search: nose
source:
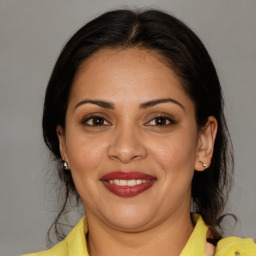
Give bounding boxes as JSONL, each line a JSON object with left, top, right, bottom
{"left": 107, "top": 126, "right": 147, "bottom": 164}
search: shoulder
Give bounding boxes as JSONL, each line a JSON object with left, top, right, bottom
{"left": 215, "top": 236, "right": 256, "bottom": 256}
{"left": 21, "top": 217, "right": 88, "bottom": 256}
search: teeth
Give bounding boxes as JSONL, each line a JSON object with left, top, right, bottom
{"left": 119, "top": 180, "right": 127, "bottom": 186}
{"left": 136, "top": 179, "right": 142, "bottom": 185}
{"left": 113, "top": 179, "right": 120, "bottom": 185}
{"left": 127, "top": 179, "right": 136, "bottom": 186}
{"left": 108, "top": 179, "right": 150, "bottom": 186}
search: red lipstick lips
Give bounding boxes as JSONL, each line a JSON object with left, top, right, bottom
{"left": 100, "top": 171, "right": 156, "bottom": 197}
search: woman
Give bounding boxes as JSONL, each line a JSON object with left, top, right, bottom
{"left": 23, "top": 9, "right": 256, "bottom": 256}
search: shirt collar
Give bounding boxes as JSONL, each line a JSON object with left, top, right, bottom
{"left": 180, "top": 214, "right": 208, "bottom": 255}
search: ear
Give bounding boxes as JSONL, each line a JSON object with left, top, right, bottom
{"left": 56, "top": 125, "right": 69, "bottom": 164}
{"left": 194, "top": 116, "right": 218, "bottom": 171}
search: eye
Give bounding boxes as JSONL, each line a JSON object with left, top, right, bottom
{"left": 81, "top": 115, "right": 111, "bottom": 127}
{"left": 145, "top": 116, "right": 175, "bottom": 127}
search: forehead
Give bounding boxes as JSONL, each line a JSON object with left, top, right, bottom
{"left": 70, "top": 48, "right": 193, "bottom": 110}
{"left": 75, "top": 48, "right": 177, "bottom": 83}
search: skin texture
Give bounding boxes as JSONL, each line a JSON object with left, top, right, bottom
{"left": 57, "top": 48, "right": 217, "bottom": 256}
{"left": 205, "top": 242, "right": 215, "bottom": 256}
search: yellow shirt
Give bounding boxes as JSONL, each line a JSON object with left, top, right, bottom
{"left": 23, "top": 214, "right": 256, "bottom": 256}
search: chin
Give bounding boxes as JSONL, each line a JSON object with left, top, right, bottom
{"left": 102, "top": 206, "right": 154, "bottom": 231}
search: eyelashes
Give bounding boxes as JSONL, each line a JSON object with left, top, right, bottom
{"left": 80, "top": 113, "right": 176, "bottom": 128}
{"left": 80, "top": 114, "right": 111, "bottom": 127}
{"left": 144, "top": 116, "right": 175, "bottom": 126}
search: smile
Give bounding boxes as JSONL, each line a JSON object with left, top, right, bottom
{"left": 100, "top": 171, "right": 156, "bottom": 197}
{"left": 107, "top": 179, "right": 150, "bottom": 186}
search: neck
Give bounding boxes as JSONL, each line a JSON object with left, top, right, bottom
{"left": 86, "top": 210, "right": 194, "bottom": 256}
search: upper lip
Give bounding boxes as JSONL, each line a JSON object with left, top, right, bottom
{"left": 100, "top": 171, "right": 155, "bottom": 181}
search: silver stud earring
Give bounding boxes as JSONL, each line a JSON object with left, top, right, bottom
{"left": 200, "top": 161, "right": 207, "bottom": 168}
{"left": 63, "top": 161, "right": 69, "bottom": 170}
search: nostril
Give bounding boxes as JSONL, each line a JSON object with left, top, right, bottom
{"left": 107, "top": 137, "right": 147, "bottom": 163}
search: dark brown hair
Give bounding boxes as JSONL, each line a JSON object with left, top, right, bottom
{"left": 42, "top": 9, "right": 234, "bottom": 245}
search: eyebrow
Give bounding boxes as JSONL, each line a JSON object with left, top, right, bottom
{"left": 139, "top": 98, "right": 184, "bottom": 110}
{"left": 73, "top": 98, "right": 184, "bottom": 111}
{"left": 74, "top": 100, "right": 114, "bottom": 110}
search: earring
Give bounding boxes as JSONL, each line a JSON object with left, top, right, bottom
{"left": 200, "top": 161, "right": 207, "bottom": 168}
{"left": 63, "top": 161, "right": 69, "bottom": 170}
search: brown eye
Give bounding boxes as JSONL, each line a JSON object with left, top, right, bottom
{"left": 82, "top": 116, "right": 111, "bottom": 126}
{"left": 154, "top": 117, "right": 168, "bottom": 126}
{"left": 145, "top": 116, "right": 175, "bottom": 126}
{"left": 91, "top": 117, "right": 104, "bottom": 126}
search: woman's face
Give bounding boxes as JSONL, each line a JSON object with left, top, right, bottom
{"left": 58, "top": 48, "right": 214, "bottom": 231}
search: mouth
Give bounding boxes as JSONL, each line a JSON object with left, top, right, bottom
{"left": 100, "top": 171, "right": 156, "bottom": 197}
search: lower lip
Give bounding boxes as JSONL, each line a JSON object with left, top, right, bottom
{"left": 102, "top": 180, "right": 156, "bottom": 197}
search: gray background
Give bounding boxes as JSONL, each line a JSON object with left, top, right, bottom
{"left": 0, "top": 0, "right": 255, "bottom": 255}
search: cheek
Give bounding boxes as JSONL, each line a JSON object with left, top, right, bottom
{"left": 64, "top": 132, "right": 109, "bottom": 205}
{"left": 65, "top": 130, "right": 108, "bottom": 177}
{"left": 148, "top": 128, "right": 198, "bottom": 174}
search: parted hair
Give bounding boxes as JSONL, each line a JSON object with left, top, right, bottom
{"left": 42, "top": 9, "right": 234, "bottom": 245}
